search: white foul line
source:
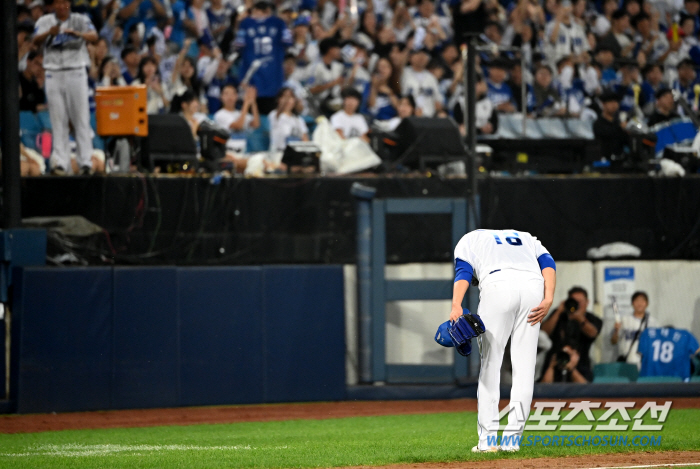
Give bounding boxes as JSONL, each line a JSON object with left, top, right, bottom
{"left": 587, "top": 462, "right": 700, "bottom": 469}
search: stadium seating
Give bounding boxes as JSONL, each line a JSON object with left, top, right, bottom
{"left": 592, "top": 376, "right": 631, "bottom": 383}
{"left": 593, "top": 362, "right": 639, "bottom": 383}
{"left": 636, "top": 376, "right": 683, "bottom": 383}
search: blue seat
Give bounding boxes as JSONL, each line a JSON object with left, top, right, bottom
{"left": 36, "top": 110, "right": 52, "bottom": 130}
{"left": 19, "top": 111, "right": 42, "bottom": 150}
{"left": 593, "top": 362, "right": 639, "bottom": 382}
{"left": 637, "top": 376, "right": 682, "bottom": 383}
{"left": 246, "top": 115, "right": 270, "bottom": 152}
{"left": 593, "top": 376, "right": 630, "bottom": 383}
{"left": 90, "top": 111, "right": 104, "bottom": 151}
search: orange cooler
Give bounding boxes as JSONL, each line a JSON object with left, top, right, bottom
{"left": 95, "top": 85, "right": 148, "bottom": 137}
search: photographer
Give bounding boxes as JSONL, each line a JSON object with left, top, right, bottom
{"left": 540, "top": 287, "right": 603, "bottom": 383}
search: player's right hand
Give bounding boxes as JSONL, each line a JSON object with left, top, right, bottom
{"left": 449, "top": 305, "right": 462, "bottom": 323}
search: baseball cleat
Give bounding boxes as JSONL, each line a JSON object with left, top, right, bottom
{"left": 471, "top": 445, "right": 498, "bottom": 453}
{"left": 499, "top": 446, "right": 520, "bottom": 452}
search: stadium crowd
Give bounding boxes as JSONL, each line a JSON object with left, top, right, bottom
{"left": 14, "top": 0, "right": 700, "bottom": 173}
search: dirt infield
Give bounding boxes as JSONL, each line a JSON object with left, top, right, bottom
{"left": 1, "top": 397, "right": 699, "bottom": 434}
{"left": 352, "top": 451, "right": 700, "bottom": 469}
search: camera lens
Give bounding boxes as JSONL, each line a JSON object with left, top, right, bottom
{"left": 564, "top": 298, "right": 579, "bottom": 313}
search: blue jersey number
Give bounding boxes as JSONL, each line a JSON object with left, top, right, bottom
{"left": 493, "top": 234, "right": 522, "bottom": 246}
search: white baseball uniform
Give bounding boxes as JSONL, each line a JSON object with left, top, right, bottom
{"left": 454, "top": 229, "right": 554, "bottom": 450}
{"left": 34, "top": 12, "right": 95, "bottom": 172}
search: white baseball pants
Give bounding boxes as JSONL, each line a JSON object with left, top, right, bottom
{"left": 45, "top": 67, "right": 93, "bottom": 172}
{"left": 476, "top": 271, "right": 544, "bottom": 450}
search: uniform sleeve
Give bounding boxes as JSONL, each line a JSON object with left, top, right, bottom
{"left": 279, "top": 21, "right": 293, "bottom": 47}
{"left": 453, "top": 236, "right": 474, "bottom": 283}
{"left": 357, "top": 116, "right": 369, "bottom": 135}
{"left": 34, "top": 16, "right": 50, "bottom": 36}
{"left": 79, "top": 14, "right": 96, "bottom": 32}
{"left": 532, "top": 236, "right": 555, "bottom": 271}
{"left": 330, "top": 112, "right": 341, "bottom": 130}
{"left": 299, "top": 116, "right": 309, "bottom": 135}
{"left": 688, "top": 332, "right": 700, "bottom": 355}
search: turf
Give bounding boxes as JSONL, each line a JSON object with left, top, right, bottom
{"left": 0, "top": 408, "right": 698, "bottom": 468}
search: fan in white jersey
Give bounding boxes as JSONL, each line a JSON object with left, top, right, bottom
{"left": 330, "top": 87, "right": 370, "bottom": 142}
{"left": 400, "top": 48, "right": 444, "bottom": 117}
{"left": 213, "top": 84, "right": 261, "bottom": 154}
{"left": 612, "top": 291, "right": 659, "bottom": 369}
{"left": 449, "top": 229, "right": 556, "bottom": 453}
{"left": 268, "top": 88, "right": 309, "bottom": 152}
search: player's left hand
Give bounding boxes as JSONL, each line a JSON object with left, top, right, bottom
{"left": 528, "top": 297, "right": 552, "bottom": 325}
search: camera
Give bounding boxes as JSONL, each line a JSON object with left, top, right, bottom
{"left": 555, "top": 349, "right": 570, "bottom": 370}
{"left": 564, "top": 297, "right": 578, "bottom": 313}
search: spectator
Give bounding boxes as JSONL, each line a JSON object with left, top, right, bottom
{"left": 401, "top": 48, "right": 444, "bottom": 117}
{"left": 593, "top": 90, "right": 629, "bottom": 158}
{"left": 170, "top": 39, "right": 206, "bottom": 113}
{"left": 282, "top": 53, "right": 310, "bottom": 115}
{"left": 99, "top": 55, "right": 128, "bottom": 86}
{"left": 170, "top": 0, "right": 197, "bottom": 48}
{"left": 207, "top": 0, "right": 233, "bottom": 44}
{"left": 132, "top": 56, "right": 169, "bottom": 114}
{"left": 88, "top": 37, "right": 110, "bottom": 81}
{"left": 330, "top": 87, "right": 370, "bottom": 142}
{"left": 612, "top": 291, "right": 660, "bottom": 369}
{"left": 289, "top": 15, "right": 314, "bottom": 67}
{"left": 641, "top": 63, "right": 666, "bottom": 114}
{"left": 177, "top": 90, "right": 206, "bottom": 139}
{"left": 19, "top": 50, "right": 47, "bottom": 113}
{"left": 188, "top": 0, "right": 211, "bottom": 39}
{"left": 672, "top": 58, "right": 700, "bottom": 109}
{"left": 679, "top": 0, "right": 700, "bottom": 34}
{"left": 380, "top": 94, "right": 418, "bottom": 131}
{"left": 268, "top": 87, "right": 309, "bottom": 152}
{"left": 99, "top": 6, "right": 125, "bottom": 60}
{"left": 532, "top": 64, "right": 563, "bottom": 116}
{"left": 17, "top": 23, "right": 34, "bottom": 72}
{"left": 214, "top": 86, "right": 261, "bottom": 134}
{"left": 486, "top": 58, "right": 517, "bottom": 113}
{"left": 647, "top": 88, "right": 680, "bottom": 126}
{"left": 595, "top": 46, "right": 618, "bottom": 86}
{"left": 545, "top": 0, "right": 589, "bottom": 65}
{"left": 540, "top": 286, "right": 603, "bottom": 383}
{"left": 235, "top": 1, "right": 293, "bottom": 114}
{"left": 120, "top": 45, "right": 140, "bottom": 84}
{"left": 364, "top": 56, "right": 400, "bottom": 121}
{"left": 598, "top": 9, "right": 634, "bottom": 59}
{"left": 633, "top": 12, "right": 670, "bottom": 65}
{"left": 308, "top": 37, "right": 346, "bottom": 116}
{"left": 33, "top": 0, "right": 98, "bottom": 175}
{"left": 611, "top": 60, "right": 644, "bottom": 115}
{"left": 118, "top": 0, "right": 169, "bottom": 38}
{"left": 507, "top": 60, "right": 534, "bottom": 113}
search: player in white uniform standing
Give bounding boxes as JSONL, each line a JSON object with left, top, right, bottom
{"left": 450, "top": 229, "right": 556, "bottom": 452}
{"left": 33, "top": 0, "right": 97, "bottom": 175}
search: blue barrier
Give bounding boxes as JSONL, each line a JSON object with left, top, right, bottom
{"left": 178, "top": 267, "right": 265, "bottom": 406}
{"left": 11, "top": 265, "right": 345, "bottom": 413}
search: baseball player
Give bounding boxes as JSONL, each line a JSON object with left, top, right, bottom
{"left": 33, "top": 0, "right": 97, "bottom": 175}
{"left": 450, "top": 229, "right": 556, "bottom": 452}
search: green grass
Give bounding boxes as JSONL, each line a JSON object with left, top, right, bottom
{"left": 0, "top": 408, "right": 699, "bottom": 468}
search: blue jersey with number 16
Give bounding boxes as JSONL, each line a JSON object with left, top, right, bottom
{"left": 234, "top": 15, "right": 292, "bottom": 98}
{"left": 638, "top": 328, "right": 699, "bottom": 381}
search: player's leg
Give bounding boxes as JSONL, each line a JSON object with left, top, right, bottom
{"left": 45, "top": 70, "right": 71, "bottom": 173}
{"left": 501, "top": 277, "right": 545, "bottom": 450}
{"left": 65, "top": 68, "right": 94, "bottom": 172}
{"left": 475, "top": 281, "right": 518, "bottom": 450}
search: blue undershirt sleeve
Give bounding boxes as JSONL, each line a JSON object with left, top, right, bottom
{"left": 537, "top": 253, "right": 556, "bottom": 271}
{"left": 454, "top": 258, "right": 474, "bottom": 283}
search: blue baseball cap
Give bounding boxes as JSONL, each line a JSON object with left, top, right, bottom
{"left": 435, "top": 321, "right": 454, "bottom": 347}
{"left": 294, "top": 15, "right": 310, "bottom": 27}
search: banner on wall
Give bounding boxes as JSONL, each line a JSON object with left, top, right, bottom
{"left": 603, "top": 267, "right": 636, "bottom": 322}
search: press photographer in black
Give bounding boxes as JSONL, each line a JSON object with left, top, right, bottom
{"left": 540, "top": 287, "right": 603, "bottom": 383}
